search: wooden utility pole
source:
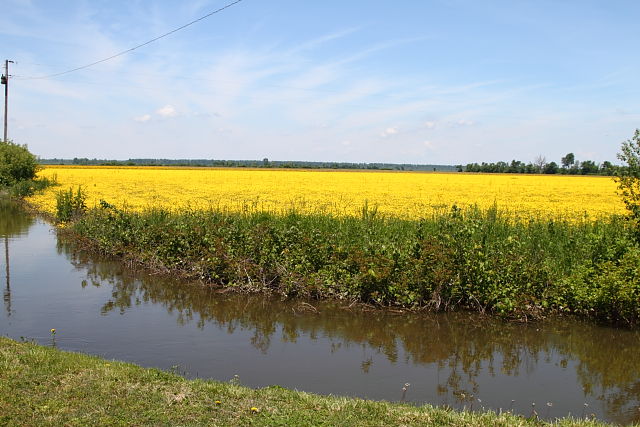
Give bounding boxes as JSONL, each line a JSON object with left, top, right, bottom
{"left": 2, "top": 60, "right": 14, "bottom": 142}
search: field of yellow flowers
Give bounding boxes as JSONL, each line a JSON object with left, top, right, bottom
{"left": 28, "top": 165, "right": 624, "bottom": 220}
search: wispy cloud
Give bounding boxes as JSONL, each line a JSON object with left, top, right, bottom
{"left": 156, "top": 105, "right": 177, "bottom": 118}
{"left": 5, "top": 1, "right": 637, "bottom": 163}
{"left": 134, "top": 114, "right": 151, "bottom": 123}
{"left": 286, "top": 27, "right": 363, "bottom": 55}
{"left": 380, "top": 127, "right": 399, "bottom": 138}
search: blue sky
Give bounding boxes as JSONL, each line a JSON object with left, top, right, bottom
{"left": 2, "top": 0, "right": 639, "bottom": 164}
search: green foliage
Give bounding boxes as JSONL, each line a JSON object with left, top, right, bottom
{"left": 66, "top": 204, "right": 639, "bottom": 325}
{"left": 561, "top": 152, "right": 575, "bottom": 169}
{"left": 616, "top": 129, "right": 640, "bottom": 220}
{"left": 543, "top": 161, "right": 559, "bottom": 174}
{"left": 580, "top": 160, "right": 599, "bottom": 175}
{"left": 55, "top": 186, "right": 87, "bottom": 222}
{"left": 466, "top": 156, "right": 613, "bottom": 176}
{"left": 0, "top": 140, "right": 40, "bottom": 187}
{"left": 560, "top": 246, "right": 640, "bottom": 323}
{"left": 8, "top": 175, "right": 58, "bottom": 197}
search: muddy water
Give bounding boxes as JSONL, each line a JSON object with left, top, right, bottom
{"left": 1, "top": 200, "right": 639, "bottom": 424}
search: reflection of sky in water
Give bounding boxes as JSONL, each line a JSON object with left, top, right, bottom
{"left": 1, "top": 202, "right": 639, "bottom": 424}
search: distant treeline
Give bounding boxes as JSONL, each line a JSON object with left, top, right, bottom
{"left": 464, "top": 153, "right": 619, "bottom": 176}
{"left": 39, "top": 157, "right": 458, "bottom": 172}
{"left": 38, "top": 153, "right": 620, "bottom": 175}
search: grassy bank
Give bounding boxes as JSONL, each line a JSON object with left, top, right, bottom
{"left": 0, "top": 337, "right": 611, "bottom": 426}
{"left": 61, "top": 203, "right": 640, "bottom": 325}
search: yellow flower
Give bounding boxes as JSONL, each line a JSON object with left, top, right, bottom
{"left": 250, "top": 407, "right": 259, "bottom": 413}
{"left": 50, "top": 328, "right": 56, "bottom": 334}
{"left": 28, "top": 165, "right": 624, "bottom": 221}
{"left": 215, "top": 400, "right": 221, "bottom": 405}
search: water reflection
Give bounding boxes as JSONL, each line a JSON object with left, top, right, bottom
{"left": 0, "top": 199, "right": 35, "bottom": 317}
{"left": 0, "top": 199, "right": 35, "bottom": 237}
{"left": 61, "top": 242, "right": 640, "bottom": 424}
{"left": 3, "top": 236, "right": 9, "bottom": 317}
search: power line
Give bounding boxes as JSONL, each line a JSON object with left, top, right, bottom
{"left": 12, "top": 74, "right": 415, "bottom": 111}
{"left": 13, "top": 68, "right": 448, "bottom": 106}
{"left": 18, "top": 0, "right": 244, "bottom": 80}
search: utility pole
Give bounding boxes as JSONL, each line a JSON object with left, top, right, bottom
{"left": 2, "top": 60, "right": 14, "bottom": 143}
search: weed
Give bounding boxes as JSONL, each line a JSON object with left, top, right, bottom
{"left": 63, "top": 204, "right": 640, "bottom": 325}
{"left": 56, "top": 186, "right": 87, "bottom": 222}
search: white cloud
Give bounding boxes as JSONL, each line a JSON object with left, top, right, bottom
{"left": 134, "top": 114, "right": 151, "bottom": 122}
{"left": 8, "top": 3, "right": 632, "bottom": 164}
{"left": 156, "top": 105, "right": 177, "bottom": 117}
{"left": 455, "top": 119, "right": 475, "bottom": 127}
{"left": 380, "top": 127, "right": 399, "bottom": 137}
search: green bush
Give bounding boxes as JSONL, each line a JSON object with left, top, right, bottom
{"left": 65, "top": 204, "right": 639, "bottom": 325}
{"left": 56, "top": 186, "right": 87, "bottom": 222}
{"left": 0, "top": 141, "right": 40, "bottom": 187}
{"left": 9, "top": 175, "right": 58, "bottom": 197}
{"left": 560, "top": 246, "right": 640, "bottom": 323}
{"left": 616, "top": 129, "right": 640, "bottom": 219}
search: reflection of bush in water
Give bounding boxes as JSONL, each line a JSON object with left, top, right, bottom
{"left": 0, "top": 200, "right": 34, "bottom": 237}
{"left": 63, "top": 246, "right": 640, "bottom": 422}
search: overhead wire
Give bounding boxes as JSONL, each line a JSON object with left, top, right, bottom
{"left": 16, "top": 0, "right": 244, "bottom": 80}
{"left": 9, "top": 0, "right": 442, "bottom": 111}
{"left": 13, "top": 66, "right": 445, "bottom": 108}
{"left": 13, "top": 74, "right": 436, "bottom": 111}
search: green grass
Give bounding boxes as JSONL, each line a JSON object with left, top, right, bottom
{"left": 63, "top": 204, "right": 640, "bottom": 325}
{"left": 0, "top": 337, "right": 614, "bottom": 426}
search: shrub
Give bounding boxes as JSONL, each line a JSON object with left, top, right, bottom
{"left": 0, "top": 141, "right": 40, "bottom": 187}
{"left": 561, "top": 245, "right": 640, "bottom": 325}
{"left": 65, "top": 205, "right": 638, "bottom": 324}
{"left": 56, "top": 186, "right": 87, "bottom": 221}
{"left": 616, "top": 129, "right": 640, "bottom": 220}
{"left": 9, "top": 175, "right": 58, "bottom": 197}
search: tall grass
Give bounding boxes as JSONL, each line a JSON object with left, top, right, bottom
{"left": 55, "top": 186, "right": 87, "bottom": 221}
{"left": 66, "top": 204, "right": 640, "bottom": 325}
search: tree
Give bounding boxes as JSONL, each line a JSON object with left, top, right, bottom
{"left": 508, "top": 160, "right": 524, "bottom": 173}
{"left": 600, "top": 160, "right": 616, "bottom": 176}
{"left": 616, "top": 129, "right": 640, "bottom": 219}
{"left": 580, "top": 160, "right": 599, "bottom": 175}
{"left": 543, "top": 161, "right": 559, "bottom": 174}
{"left": 525, "top": 162, "right": 536, "bottom": 174}
{"left": 534, "top": 155, "right": 547, "bottom": 173}
{"left": 0, "top": 141, "right": 40, "bottom": 187}
{"left": 561, "top": 152, "right": 575, "bottom": 169}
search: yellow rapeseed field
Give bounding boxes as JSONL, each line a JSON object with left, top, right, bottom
{"left": 28, "top": 165, "right": 624, "bottom": 220}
